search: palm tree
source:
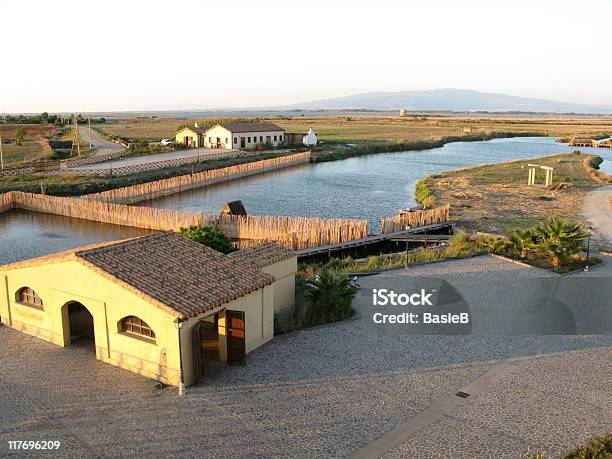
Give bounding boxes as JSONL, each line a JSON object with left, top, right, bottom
{"left": 305, "top": 270, "right": 358, "bottom": 324}
{"left": 507, "top": 229, "right": 536, "bottom": 259}
{"left": 534, "top": 218, "right": 587, "bottom": 266}
{"left": 479, "top": 235, "right": 508, "bottom": 254}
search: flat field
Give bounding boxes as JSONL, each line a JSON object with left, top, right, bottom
{"left": 426, "top": 152, "right": 610, "bottom": 234}
{"left": 95, "top": 115, "right": 612, "bottom": 142}
{"left": 0, "top": 125, "right": 58, "bottom": 166}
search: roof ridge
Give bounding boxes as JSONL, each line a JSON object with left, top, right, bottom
{"left": 75, "top": 231, "right": 172, "bottom": 256}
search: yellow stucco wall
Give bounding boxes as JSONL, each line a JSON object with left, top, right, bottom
{"left": 175, "top": 128, "right": 202, "bottom": 147}
{"left": 0, "top": 259, "right": 183, "bottom": 386}
{"left": 0, "top": 256, "right": 285, "bottom": 388}
{"left": 259, "top": 258, "right": 297, "bottom": 314}
{"left": 180, "top": 285, "right": 274, "bottom": 386}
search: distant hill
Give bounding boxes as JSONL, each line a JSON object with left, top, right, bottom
{"left": 284, "top": 89, "right": 612, "bottom": 114}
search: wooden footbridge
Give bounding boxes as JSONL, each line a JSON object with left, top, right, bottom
{"left": 296, "top": 221, "right": 453, "bottom": 259}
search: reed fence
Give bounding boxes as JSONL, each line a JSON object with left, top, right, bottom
{"left": 81, "top": 151, "right": 312, "bottom": 204}
{"left": 6, "top": 191, "right": 368, "bottom": 250}
{"left": 0, "top": 192, "right": 16, "bottom": 214}
{"left": 379, "top": 205, "right": 450, "bottom": 234}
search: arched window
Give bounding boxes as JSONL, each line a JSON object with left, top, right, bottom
{"left": 119, "top": 316, "right": 156, "bottom": 342}
{"left": 16, "top": 287, "right": 43, "bottom": 309}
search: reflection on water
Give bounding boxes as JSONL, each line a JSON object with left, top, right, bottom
{"left": 139, "top": 137, "right": 612, "bottom": 228}
{"left": 0, "top": 209, "right": 152, "bottom": 265}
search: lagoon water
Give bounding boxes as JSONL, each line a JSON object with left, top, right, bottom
{"left": 0, "top": 210, "right": 151, "bottom": 265}
{"left": 140, "top": 137, "right": 611, "bottom": 229}
{"left": 1, "top": 137, "right": 609, "bottom": 264}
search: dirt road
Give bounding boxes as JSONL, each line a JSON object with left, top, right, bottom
{"left": 78, "top": 126, "right": 125, "bottom": 156}
{"left": 582, "top": 185, "right": 612, "bottom": 246}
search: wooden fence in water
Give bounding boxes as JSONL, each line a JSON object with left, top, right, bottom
{"left": 2, "top": 191, "right": 368, "bottom": 250}
{"left": 81, "top": 151, "right": 313, "bottom": 204}
{"left": 379, "top": 205, "right": 450, "bottom": 234}
{"left": 0, "top": 191, "right": 16, "bottom": 214}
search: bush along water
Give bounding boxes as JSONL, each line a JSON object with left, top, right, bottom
{"left": 297, "top": 230, "right": 484, "bottom": 277}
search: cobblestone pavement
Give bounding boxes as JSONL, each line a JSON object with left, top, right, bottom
{"left": 0, "top": 257, "right": 610, "bottom": 458}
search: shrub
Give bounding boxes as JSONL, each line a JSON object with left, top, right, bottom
{"left": 534, "top": 218, "right": 587, "bottom": 267}
{"left": 563, "top": 432, "right": 612, "bottom": 459}
{"left": 450, "top": 229, "right": 471, "bottom": 245}
{"left": 522, "top": 450, "right": 545, "bottom": 459}
{"left": 478, "top": 235, "right": 508, "bottom": 254}
{"left": 179, "top": 225, "right": 236, "bottom": 253}
{"left": 507, "top": 229, "right": 536, "bottom": 258}
{"left": 305, "top": 270, "right": 357, "bottom": 325}
{"left": 274, "top": 306, "right": 297, "bottom": 335}
{"left": 14, "top": 126, "right": 27, "bottom": 145}
{"left": 415, "top": 176, "right": 434, "bottom": 205}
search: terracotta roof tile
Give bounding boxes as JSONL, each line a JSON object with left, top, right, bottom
{"left": 228, "top": 243, "right": 296, "bottom": 269}
{"left": 210, "top": 122, "right": 284, "bottom": 134}
{"left": 75, "top": 232, "right": 275, "bottom": 318}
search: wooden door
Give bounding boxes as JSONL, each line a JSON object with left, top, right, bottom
{"left": 201, "top": 319, "right": 219, "bottom": 361}
{"left": 226, "top": 310, "right": 245, "bottom": 366}
{"left": 192, "top": 319, "right": 221, "bottom": 385}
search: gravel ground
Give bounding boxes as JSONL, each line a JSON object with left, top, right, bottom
{"left": 0, "top": 256, "right": 610, "bottom": 458}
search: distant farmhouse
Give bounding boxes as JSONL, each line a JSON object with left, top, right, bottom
{"left": 0, "top": 232, "right": 297, "bottom": 388}
{"left": 175, "top": 123, "right": 207, "bottom": 148}
{"left": 176, "top": 121, "right": 285, "bottom": 149}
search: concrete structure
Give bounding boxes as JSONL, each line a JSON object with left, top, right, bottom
{"left": 203, "top": 122, "right": 285, "bottom": 149}
{"left": 175, "top": 125, "right": 206, "bottom": 147}
{"left": 0, "top": 233, "right": 296, "bottom": 387}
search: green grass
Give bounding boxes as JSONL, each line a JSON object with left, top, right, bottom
{"left": 0, "top": 140, "right": 53, "bottom": 166}
{"left": 299, "top": 233, "right": 484, "bottom": 276}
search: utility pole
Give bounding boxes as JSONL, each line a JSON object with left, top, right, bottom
{"left": 88, "top": 117, "right": 92, "bottom": 150}
{"left": 70, "top": 114, "right": 81, "bottom": 157}
{"left": 0, "top": 125, "right": 4, "bottom": 171}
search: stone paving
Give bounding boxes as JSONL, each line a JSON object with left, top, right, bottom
{"left": 0, "top": 256, "right": 610, "bottom": 458}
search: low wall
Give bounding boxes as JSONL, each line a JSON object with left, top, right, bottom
{"left": 82, "top": 151, "right": 313, "bottom": 204}
{"left": 61, "top": 149, "right": 128, "bottom": 168}
{"left": 1, "top": 191, "right": 368, "bottom": 250}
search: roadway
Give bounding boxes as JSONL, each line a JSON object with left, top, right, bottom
{"left": 77, "top": 126, "right": 125, "bottom": 156}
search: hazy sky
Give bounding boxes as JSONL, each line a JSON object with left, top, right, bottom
{"left": 2, "top": 0, "right": 611, "bottom": 112}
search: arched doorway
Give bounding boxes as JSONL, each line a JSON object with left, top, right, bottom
{"left": 65, "top": 302, "right": 95, "bottom": 350}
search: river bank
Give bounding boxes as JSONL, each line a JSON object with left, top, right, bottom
{"left": 421, "top": 152, "right": 609, "bottom": 236}
{"left": 314, "top": 131, "right": 544, "bottom": 162}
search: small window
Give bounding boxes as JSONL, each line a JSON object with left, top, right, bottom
{"left": 120, "top": 316, "right": 156, "bottom": 342}
{"left": 225, "top": 137, "right": 228, "bottom": 144}
{"left": 16, "top": 287, "right": 43, "bottom": 309}
{"left": 260, "top": 136, "right": 263, "bottom": 142}
{"left": 248, "top": 136, "right": 251, "bottom": 143}
{"left": 234, "top": 137, "right": 237, "bottom": 144}
{"left": 280, "top": 135, "right": 283, "bottom": 141}
{"left": 274, "top": 135, "right": 277, "bottom": 141}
